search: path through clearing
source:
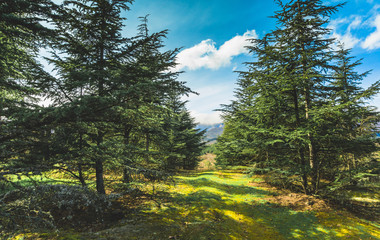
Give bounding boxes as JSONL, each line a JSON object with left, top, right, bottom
{"left": 96, "top": 171, "right": 380, "bottom": 239}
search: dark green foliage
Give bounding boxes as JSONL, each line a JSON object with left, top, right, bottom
{"left": 114, "top": 16, "right": 197, "bottom": 180}
{"left": 201, "top": 144, "right": 216, "bottom": 155}
{"left": 0, "top": 184, "right": 122, "bottom": 234}
{"left": 155, "top": 94, "right": 206, "bottom": 171}
{"left": 1, "top": 0, "right": 205, "bottom": 202}
{"left": 0, "top": 0, "right": 56, "bottom": 105}
{"left": 216, "top": 0, "right": 379, "bottom": 194}
{"left": 0, "top": 1, "right": 62, "bottom": 196}
{"left": 45, "top": 0, "right": 135, "bottom": 194}
{"left": 0, "top": 0, "right": 56, "bottom": 92}
{"left": 35, "top": 1, "right": 193, "bottom": 193}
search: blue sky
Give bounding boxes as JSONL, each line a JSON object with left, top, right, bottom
{"left": 49, "top": 0, "right": 380, "bottom": 125}
{"left": 122, "top": 0, "right": 380, "bottom": 125}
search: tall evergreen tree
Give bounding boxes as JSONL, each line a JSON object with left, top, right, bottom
{"left": 45, "top": 3, "right": 193, "bottom": 192}
{"left": 217, "top": 0, "right": 379, "bottom": 194}
{"left": 327, "top": 44, "right": 379, "bottom": 170}
{"left": 46, "top": 0, "right": 134, "bottom": 194}
{"left": 158, "top": 93, "right": 205, "bottom": 171}
{"left": 272, "top": 0, "right": 345, "bottom": 193}
{"left": 0, "top": 0, "right": 57, "bottom": 174}
{"left": 115, "top": 16, "right": 190, "bottom": 181}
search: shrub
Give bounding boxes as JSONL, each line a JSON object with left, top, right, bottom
{"left": 246, "top": 162, "right": 304, "bottom": 192}
{"left": 0, "top": 184, "right": 123, "bottom": 235}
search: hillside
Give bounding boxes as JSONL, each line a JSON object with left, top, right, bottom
{"left": 198, "top": 123, "right": 224, "bottom": 142}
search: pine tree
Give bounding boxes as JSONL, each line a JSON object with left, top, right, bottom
{"left": 115, "top": 16, "right": 190, "bottom": 181}
{"left": 217, "top": 0, "right": 379, "bottom": 194}
{"left": 271, "top": 0, "right": 346, "bottom": 193}
{"left": 45, "top": 4, "right": 193, "bottom": 192}
{"left": 46, "top": 0, "right": 134, "bottom": 194}
{"left": 0, "top": 0, "right": 57, "bottom": 175}
{"left": 0, "top": 0, "right": 57, "bottom": 115}
{"left": 158, "top": 92, "right": 205, "bottom": 171}
{"left": 327, "top": 45, "right": 379, "bottom": 170}
{"left": 216, "top": 35, "right": 288, "bottom": 167}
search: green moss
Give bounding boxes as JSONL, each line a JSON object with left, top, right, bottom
{"left": 110, "top": 171, "right": 379, "bottom": 239}
{"left": 6, "top": 171, "right": 379, "bottom": 239}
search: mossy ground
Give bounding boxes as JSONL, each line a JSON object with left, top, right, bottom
{"left": 0, "top": 170, "right": 80, "bottom": 195}
{"left": 6, "top": 169, "right": 380, "bottom": 239}
{"left": 92, "top": 171, "right": 379, "bottom": 240}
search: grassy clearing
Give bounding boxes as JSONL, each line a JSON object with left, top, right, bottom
{"left": 0, "top": 171, "right": 80, "bottom": 195}
{"left": 4, "top": 157, "right": 379, "bottom": 239}
{"left": 92, "top": 171, "right": 379, "bottom": 240}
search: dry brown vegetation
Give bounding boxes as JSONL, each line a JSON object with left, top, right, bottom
{"left": 197, "top": 153, "right": 217, "bottom": 171}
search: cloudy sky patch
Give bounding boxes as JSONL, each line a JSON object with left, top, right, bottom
{"left": 174, "top": 30, "right": 257, "bottom": 71}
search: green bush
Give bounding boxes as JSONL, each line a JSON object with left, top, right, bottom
{"left": 0, "top": 184, "right": 123, "bottom": 235}
{"left": 201, "top": 144, "right": 216, "bottom": 154}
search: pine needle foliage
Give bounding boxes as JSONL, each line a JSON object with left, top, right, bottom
{"left": 216, "top": 0, "right": 379, "bottom": 194}
{"left": 1, "top": 0, "right": 205, "bottom": 196}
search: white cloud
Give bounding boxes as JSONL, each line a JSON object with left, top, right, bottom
{"left": 329, "top": 17, "right": 362, "bottom": 49}
{"left": 331, "top": 32, "right": 361, "bottom": 49}
{"left": 183, "top": 83, "right": 235, "bottom": 124}
{"left": 174, "top": 30, "right": 257, "bottom": 71}
{"left": 362, "top": 14, "right": 380, "bottom": 50}
{"left": 186, "top": 85, "right": 230, "bottom": 101}
{"left": 190, "top": 110, "right": 222, "bottom": 125}
{"left": 328, "top": 4, "right": 380, "bottom": 51}
{"left": 350, "top": 16, "right": 363, "bottom": 29}
{"left": 371, "top": 95, "right": 380, "bottom": 110}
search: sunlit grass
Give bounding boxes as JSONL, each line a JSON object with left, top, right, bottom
{"left": 7, "top": 170, "right": 380, "bottom": 239}
{"left": 104, "top": 171, "right": 380, "bottom": 239}
{"left": 0, "top": 171, "right": 78, "bottom": 195}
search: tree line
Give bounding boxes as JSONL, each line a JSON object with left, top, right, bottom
{"left": 0, "top": 0, "right": 205, "bottom": 194}
{"left": 216, "top": 0, "right": 379, "bottom": 195}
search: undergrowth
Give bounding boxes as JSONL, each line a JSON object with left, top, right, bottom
{"left": 2, "top": 170, "right": 379, "bottom": 239}
{"left": 95, "top": 171, "right": 380, "bottom": 240}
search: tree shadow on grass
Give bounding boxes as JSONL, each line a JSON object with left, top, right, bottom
{"left": 181, "top": 178, "right": 275, "bottom": 197}
{"left": 178, "top": 171, "right": 244, "bottom": 179}
{"left": 169, "top": 191, "right": 378, "bottom": 239}
{"left": 101, "top": 172, "right": 380, "bottom": 240}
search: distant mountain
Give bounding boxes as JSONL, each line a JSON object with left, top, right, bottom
{"left": 197, "top": 123, "right": 224, "bottom": 142}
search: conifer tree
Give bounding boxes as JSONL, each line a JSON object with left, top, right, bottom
{"left": 271, "top": 0, "right": 345, "bottom": 193}
{"left": 217, "top": 0, "right": 379, "bottom": 194}
{"left": 158, "top": 93, "right": 205, "bottom": 171}
{"left": 47, "top": 0, "right": 134, "bottom": 194}
{"left": 45, "top": 2, "right": 193, "bottom": 192}
{"left": 115, "top": 16, "right": 190, "bottom": 181}
{"left": 216, "top": 35, "right": 287, "bottom": 167}
{"left": 0, "top": 0, "right": 57, "bottom": 174}
{"left": 327, "top": 45, "right": 379, "bottom": 170}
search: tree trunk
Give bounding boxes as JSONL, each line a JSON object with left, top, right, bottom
{"left": 95, "top": 159, "right": 105, "bottom": 194}
{"left": 123, "top": 125, "right": 132, "bottom": 183}
{"left": 78, "top": 163, "right": 87, "bottom": 187}
{"left": 293, "top": 87, "right": 309, "bottom": 194}
{"left": 304, "top": 87, "right": 319, "bottom": 194}
{"left": 77, "top": 133, "right": 87, "bottom": 187}
{"left": 43, "top": 128, "right": 51, "bottom": 162}
{"left": 300, "top": 150, "right": 309, "bottom": 194}
{"left": 94, "top": 6, "right": 107, "bottom": 195}
{"left": 95, "top": 133, "right": 105, "bottom": 194}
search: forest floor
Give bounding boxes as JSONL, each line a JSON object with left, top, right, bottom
{"left": 8, "top": 155, "right": 380, "bottom": 239}
{"left": 80, "top": 171, "right": 379, "bottom": 240}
